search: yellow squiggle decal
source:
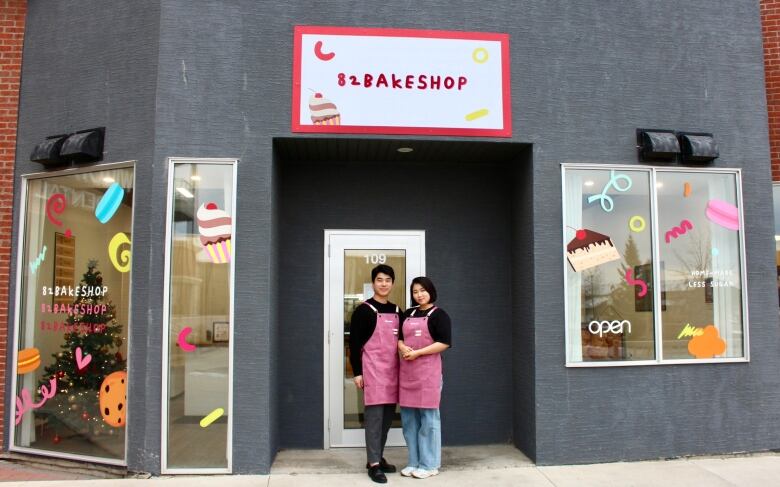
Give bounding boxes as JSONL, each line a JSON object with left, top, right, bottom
{"left": 108, "top": 232, "right": 131, "bottom": 273}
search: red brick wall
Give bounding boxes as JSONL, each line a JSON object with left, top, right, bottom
{"left": 762, "top": 0, "right": 780, "bottom": 181}
{"left": 0, "top": 0, "right": 26, "bottom": 448}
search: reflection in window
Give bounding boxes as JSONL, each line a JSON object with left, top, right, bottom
{"left": 343, "top": 250, "right": 405, "bottom": 430}
{"left": 563, "top": 166, "right": 747, "bottom": 364}
{"left": 658, "top": 172, "right": 745, "bottom": 359}
{"left": 164, "top": 161, "right": 235, "bottom": 470}
{"left": 13, "top": 166, "right": 133, "bottom": 462}
{"left": 564, "top": 169, "right": 655, "bottom": 362}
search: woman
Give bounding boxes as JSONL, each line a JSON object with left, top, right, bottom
{"left": 397, "top": 276, "right": 452, "bottom": 479}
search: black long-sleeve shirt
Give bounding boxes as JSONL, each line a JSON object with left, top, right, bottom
{"left": 348, "top": 298, "right": 404, "bottom": 377}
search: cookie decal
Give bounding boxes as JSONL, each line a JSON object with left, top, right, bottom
{"left": 99, "top": 371, "right": 127, "bottom": 427}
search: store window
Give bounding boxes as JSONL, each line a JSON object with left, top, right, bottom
{"left": 563, "top": 166, "right": 747, "bottom": 366}
{"left": 162, "top": 159, "right": 236, "bottom": 472}
{"left": 12, "top": 164, "right": 134, "bottom": 463}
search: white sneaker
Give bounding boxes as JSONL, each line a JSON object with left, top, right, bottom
{"left": 412, "top": 469, "right": 439, "bottom": 479}
{"left": 401, "top": 466, "right": 416, "bottom": 477}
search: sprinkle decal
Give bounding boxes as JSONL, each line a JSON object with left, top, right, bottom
{"left": 200, "top": 407, "right": 225, "bottom": 428}
{"left": 465, "top": 108, "right": 489, "bottom": 121}
{"left": 314, "top": 40, "right": 335, "bottom": 61}
{"left": 177, "top": 327, "right": 197, "bottom": 352}
{"left": 665, "top": 219, "right": 693, "bottom": 243}
{"left": 683, "top": 182, "right": 692, "bottom": 197}
{"left": 29, "top": 246, "right": 47, "bottom": 274}
{"left": 108, "top": 232, "right": 132, "bottom": 273}
{"left": 625, "top": 268, "right": 648, "bottom": 298}
{"left": 587, "top": 170, "right": 633, "bottom": 212}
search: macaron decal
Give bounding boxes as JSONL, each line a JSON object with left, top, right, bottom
{"left": 95, "top": 183, "right": 125, "bottom": 224}
{"left": 17, "top": 347, "right": 41, "bottom": 375}
{"left": 705, "top": 199, "right": 740, "bottom": 231}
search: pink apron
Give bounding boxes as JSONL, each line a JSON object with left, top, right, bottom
{"left": 361, "top": 302, "right": 400, "bottom": 406}
{"left": 399, "top": 307, "right": 442, "bottom": 409}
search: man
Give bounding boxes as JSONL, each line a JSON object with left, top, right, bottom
{"left": 349, "top": 264, "right": 403, "bottom": 483}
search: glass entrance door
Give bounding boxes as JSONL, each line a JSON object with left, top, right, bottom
{"left": 325, "top": 231, "right": 425, "bottom": 447}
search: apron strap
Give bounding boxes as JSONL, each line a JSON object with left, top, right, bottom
{"left": 362, "top": 301, "right": 378, "bottom": 313}
{"left": 410, "top": 306, "right": 436, "bottom": 317}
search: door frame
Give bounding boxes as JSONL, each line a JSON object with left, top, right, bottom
{"left": 323, "top": 229, "right": 426, "bottom": 448}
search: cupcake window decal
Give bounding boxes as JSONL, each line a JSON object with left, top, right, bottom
{"left": 309, "top": 92, "right": 341, "bottom": 125}
{"left": 197, "top": 202, "right": 233, "bottom": 264}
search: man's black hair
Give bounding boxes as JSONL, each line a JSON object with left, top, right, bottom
{"left": 371, "top": 264, "right": 395, "bottom": 282}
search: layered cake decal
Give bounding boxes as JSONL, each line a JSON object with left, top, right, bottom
{"left": 566, "top": 228, "right": 621, "bottom": 272}
{"left": 197, "top": 202, "right": 233, "bottom": 264}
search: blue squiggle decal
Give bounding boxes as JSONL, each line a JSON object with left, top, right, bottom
{"left": 29, "top": 246, "right": 47, "bottom": 274}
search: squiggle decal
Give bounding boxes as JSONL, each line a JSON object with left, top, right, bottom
{"left": 45, "top": 193, "right": 66, "bottom": 226}
{"left": 665, "top": 219, "right": 693, "bottom": 243}
{"left": 587, "top": 170, "right": 633, "bottom": 212}
{"left": 625, "top": 268, "right": 648, "bottom": 297}
{"left": 29, "top": 246, "right": 47, "bottom": 274}
{"left": 15, "top": 377, "right": 57, "bottom": 425}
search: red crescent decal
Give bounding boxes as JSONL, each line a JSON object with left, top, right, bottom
{"left": 314, "top": 40, "right": 335, "bottom": 61}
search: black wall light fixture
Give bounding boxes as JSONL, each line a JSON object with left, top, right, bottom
{"left": 636, "top": 128, "right": 719, "bottom": 164}
{"left": 30, "top": 127, "right": 105, "bottom": 167}
{"left": 30, "top": 134, "right": 68, "bottom": 166}
{"left": 678, "top": 132, "right": 719, "bottom": 164}
{"left": 636, "top": 129, "right": 680, "bottom": 162}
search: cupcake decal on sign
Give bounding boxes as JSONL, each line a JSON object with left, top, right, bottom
{"left": 309, "top": 92, "right": 341, "bottom": 125}
{"left": 197, "top": 202, "right": 233, "bottom": 264}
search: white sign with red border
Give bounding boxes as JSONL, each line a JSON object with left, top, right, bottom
{"left": 292, "top": 26, "right": 511, "bottom": 137}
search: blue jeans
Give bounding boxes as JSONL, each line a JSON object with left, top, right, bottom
{"left": 400, "top": 407, "right": 441, "bottom": 470}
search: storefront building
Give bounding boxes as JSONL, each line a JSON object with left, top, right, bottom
{"left": 3, "top": 0, "right": 780, "bottom": 476}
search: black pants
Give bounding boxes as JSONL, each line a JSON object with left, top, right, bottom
{"left": 364, "top": 404, "right": 395, "bottom": 465}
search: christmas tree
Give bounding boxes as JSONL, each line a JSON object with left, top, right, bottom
{"left": 40, "top": 259, "right": 127, "bottom": 438}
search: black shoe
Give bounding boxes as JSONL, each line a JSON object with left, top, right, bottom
{"left": 368, "top": 464, "right": 388, "bottom": 483}
{"left": 365, "top": 457, "right": 397, "bottom": 473}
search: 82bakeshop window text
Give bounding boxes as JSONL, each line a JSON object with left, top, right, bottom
{"left": 563, "top": 166, "right": 747, "bottom": 366}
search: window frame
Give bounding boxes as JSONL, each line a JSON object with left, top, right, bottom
{"left": 562, "top": 164, "right": 750, "bottom": 367}
{"left": 160, "top": 157, "right": 238, "bottom": 475}
{"left": 9, "top": 161, "right": 136, "bottom": 466}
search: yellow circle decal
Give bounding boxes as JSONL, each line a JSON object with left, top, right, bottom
{"left": 472, "top": 47, "right": 489, "bottom": 64}
{"left": 629, "top": 216, "right": 646, "bottom": 232}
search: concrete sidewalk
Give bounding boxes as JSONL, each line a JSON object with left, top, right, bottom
{"left": 1, "top": 446, "right": 779, "bottom": 486}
